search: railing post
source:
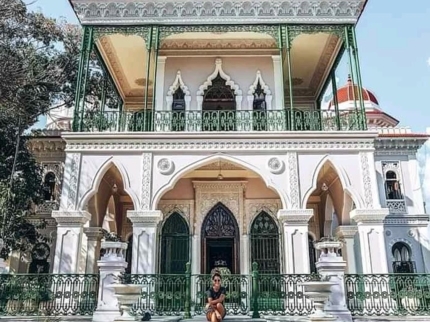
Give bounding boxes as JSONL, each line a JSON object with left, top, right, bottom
{"left": 251, "top": 262, "right": 260, "bottom": 318}
{"left": 184, "top": 262, "right": 192, "bottom": 319}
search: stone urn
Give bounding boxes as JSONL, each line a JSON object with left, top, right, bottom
{"left": 109, "top": 284, "right": 144, "bottom": 321}
{"left": 101, "top": 241, "right": 128, "bottom": 261}
{"left": 299, "top": 281, "right": 337, "bottom": 321}
{"left": 314, "top": 237, "right": 344, "bottom": 262}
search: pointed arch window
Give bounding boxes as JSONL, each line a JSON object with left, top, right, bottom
{"left": 43, "top": 172, "right": 56, "bottom": 201}
{"left": 172, "top": 86, "right": 186, "bottom": 131}
{"left": 253, "top": 81, "right": 266, "bottom": 111}
{"left": 382, "top": 162, "right": 406, "bottom": 214}
{"left": 160, "top": 212, "right": 190, "bottom": 274}
{"left": 202, "top": 73, "right": 236, "bottom": 131}
{"left": 250, "top": 212, "right": 280, "bottom": 274}
{"left": 392, "top": 242, "right": 415, "bottom": 273}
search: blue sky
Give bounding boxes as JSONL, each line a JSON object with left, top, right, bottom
{"left": 30, "top": 0, "right": 430, "bottom": 132}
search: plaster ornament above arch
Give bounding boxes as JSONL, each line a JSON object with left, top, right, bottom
{"left": 196, "top": 58, "right": 243, "bottom": 111}
{"left": 247, "top": 70, "right": 273, "bottom": 110}
{"left": 166, "top": 71, "right": 191, "bottom": 111}
{"left": 157, "top": 158, "right": 175, "bottom": 175}
{"left": 267, "top": 157, "right": 284, "bottom": 174}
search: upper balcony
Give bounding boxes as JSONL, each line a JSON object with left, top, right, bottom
{"left": 72, "top": 18, "right": 369, "bottom": 133}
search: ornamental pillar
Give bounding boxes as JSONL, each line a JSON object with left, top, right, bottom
{"left": 127, "top": 210, "right": 163, "bottom": 274}
{"left": 335, "top": 226, "right": 359, "bottom": 274}
{"left": 84, "top": 227, "right": 104, "bottom": 274}
{"left": 52, "top": 210, "right": 91, "bottom": 274}
{"left": 278, "top": 209, "right": 314, "bottom": 274}
{"left": 350, "top": 209, "right": 389, "bottom": 273}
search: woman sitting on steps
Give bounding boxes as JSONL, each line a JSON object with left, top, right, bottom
{"left": 205, "top": 272, "right": 226, "bottom": 322}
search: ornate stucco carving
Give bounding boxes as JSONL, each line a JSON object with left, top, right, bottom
{"left": 287, "top": 152, "right": 300, "bottom": 209}
{"left": 245, "top": 199, "right": 282, "bottom": 233}
{"left": 157, "top": 158, "right": 175, "bottom": 175}
{"left": 71, "top": 1, "right": 366, "bottom": 25}
{"left": 193, "top": 181, "right": 247, "bottom": 236}
{"left": 158, "top": 200, "right": 194, "bottom": 231}
{"left": 359, "top": 152, "right": 373, "bottom": 209}
{"left": 66, "top": 153, "right": 81, "bottom": 210}
{"left": 141, "top": 153, "right": 152, "bottom": 209}
{"left": 64, "top": 133, "right": 377, "bottom": 152}
{"left": 267, "top": 157, "right": 284, "bottom": 174}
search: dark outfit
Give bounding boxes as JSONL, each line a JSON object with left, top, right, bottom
{"left": 205, "top": 286, "right": 227, "bottom": 318}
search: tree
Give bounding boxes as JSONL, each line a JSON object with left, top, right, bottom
{"left": 0, "top": 0, "right": 83, "bottom": 258}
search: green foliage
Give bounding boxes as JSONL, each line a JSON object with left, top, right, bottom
{"left": 0, "top": 0, "right": 80, "bottom": 258}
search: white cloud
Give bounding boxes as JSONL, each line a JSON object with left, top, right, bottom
{"left": 427, "top": 57, "right": 430, "bottom": 66}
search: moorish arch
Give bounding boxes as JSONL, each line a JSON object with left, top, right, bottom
{"left": 196, "top": 58, "right": 243, "bottom": 112}
{"left": 152, "top": 154, "right": 288, "bottom": 210}
{"left": 304, "top": 157, "right": 357, "bottom": 272}
{"left": 155, "top": 154, "right": 285, "bottom": 275}
{"left": 79, "top": 158, "right": 139, "bottom": 211}
{"left": 81, "top": 162, "right": 136, "bottom": 273}
{"left": 201, "top": 202, "right": 240, "bottom": 274}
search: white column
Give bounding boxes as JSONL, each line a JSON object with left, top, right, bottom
{"left": 84, "top": 227, "right": 103, "bottom": 274}
{"left": 127, "top": 210, "right": 162, "bottom": 274}
{"left": 240, "top": 234, "right": 250, "bottom": 275}
{"left": 278, "top": 209, "right": 313, "bottom": 274}
{"left": 155, "top": 56, "right": 167, "bottom": 111}
{"left": 191, "top": 235, "right": 200, "bottom": 274}
{"left": 350, "top": 208, "right": 389, "bottom": 273}
{"left": 272, "top": 55, "right": 284, "bottom": 109}
{"left": 52, "top": 210, "right": 91, "bottom": 274}
{"left": 335, "top": 226, "right": 359, "bottom": 274}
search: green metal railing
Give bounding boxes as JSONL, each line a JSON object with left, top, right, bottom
{"left": 0, "top": 274, "right": 99, "bottom": 316}
{"left": 79, "top": 108, "right": 365, "bottom": 133}
{"left": 345, "top": 274, "right": 430, "bottom": 316}
{"left": 258, "top": 274, "right": 317, "bottom": 316}
{"left": 123, "top": 263, "right": 317, "bottom": 317}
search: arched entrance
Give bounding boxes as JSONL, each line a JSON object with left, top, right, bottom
{"left": 201, "top": 202, "right": 239, "bottom": 274}
{"left": 160, "top": 212, "right": 190, "bottom": 274}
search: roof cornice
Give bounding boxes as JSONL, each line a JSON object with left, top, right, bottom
{"left": 70, "top": 0, "right": 367, "bottom": 25}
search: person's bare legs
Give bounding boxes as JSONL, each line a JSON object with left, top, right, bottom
{"left": 215, "top": 303, "right": 225, "bottom": 320}
{"left": 211, "top": 310, "right": 218, "bottom": 322}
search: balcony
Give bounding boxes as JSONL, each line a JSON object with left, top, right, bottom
{"left": 78, "top": 108, "right": 365, "bottom": 133}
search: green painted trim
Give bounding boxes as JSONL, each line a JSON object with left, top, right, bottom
{"left": 351, "top": 26, "right": 368, "bottom": 130}
{"left": 78, "top": 27, "right": 94, "bottom": 132}
{"left": 285, "top": 26, "right": 294, "bottom": 130}
{"left": 331, "top": 71, "right": 341, "bottom": 130}
{"left": 72, "top": 26, "right": 88, "bottom": 132}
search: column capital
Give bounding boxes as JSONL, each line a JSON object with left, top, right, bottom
{"left": 84, "top": 227, "right": 104, "bottom": 241}
{"left": 277, "top": 209, "right": 314, "bottom": 225}
{"left": 334, "top": 225, "right": 358, "bottom": 238}
{"left": 52, "top": 210, "right": 91, "bottom": 226}
{"left": 350, "top": 208, "right": 389, "bottom": 225}
{"left": 127, "top": 210, "right": 163, "bottom": 227}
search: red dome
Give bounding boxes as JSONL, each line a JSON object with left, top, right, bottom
{"left": 330, "top": 76, "right": 379, "bottom": 106}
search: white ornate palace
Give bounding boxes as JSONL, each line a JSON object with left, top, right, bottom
{"left": 9, "top": 0, "right": 430, "bottom": 280}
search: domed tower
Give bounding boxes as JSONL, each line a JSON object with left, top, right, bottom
{"left": 329, "top": 76, "right": 399, "bottom": 129}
